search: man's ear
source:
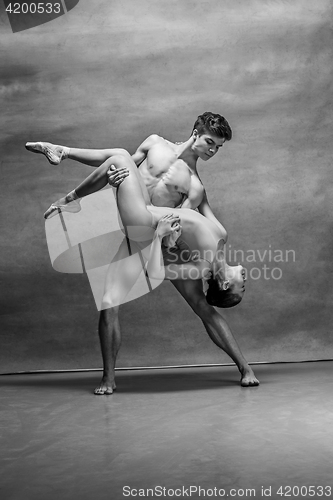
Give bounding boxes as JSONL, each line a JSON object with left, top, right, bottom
{"left": 192, "top": 128, "right": 199, "bottom": 139}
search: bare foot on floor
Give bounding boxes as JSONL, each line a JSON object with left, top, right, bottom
{"left": 240, "top": 367, "right": 260, "bottom": 387}
{"left": 94, "top": 377, "right": 117, "bottom": 395}
{"left": 25, "top": 142, "right": 67, "bottom": 165}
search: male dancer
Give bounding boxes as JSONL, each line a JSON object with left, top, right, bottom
{"left": 27, "top": 112, "right": 259, "bottom": 392}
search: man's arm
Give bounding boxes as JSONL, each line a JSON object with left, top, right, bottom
{"left": 198, "top": 190, "right": 227, "bottom": 237}
{"left": 179, "top": 176, "right": 204, "bottom": 210}
{"left": 131, "top": 134, "right": 160, "bottom": 166}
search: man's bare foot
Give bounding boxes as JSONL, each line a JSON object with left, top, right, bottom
{"left": 44, "top": 197, "right": 81, "bottom": 219}
{"left": 240, "top": 366, "right": 260, "bottom": 387}
{"left": 94, "top": 377, "right": 117, "bottom": 395}
{"left": 25, "top": 141, "right": 68, "bottom": 165}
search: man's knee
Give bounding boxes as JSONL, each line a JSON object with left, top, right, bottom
{"left": 100, "top": 306, "right": 119, "bottom": 322}
{"left": 101, "top": 282, "right": 127, "bottom": 309}
{"left": 101, "top": 297, "right": 121, "bottom": 310}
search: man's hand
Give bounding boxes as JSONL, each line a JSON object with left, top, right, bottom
{"left": 107, "top": 165, "right": 129, "bottom": 187}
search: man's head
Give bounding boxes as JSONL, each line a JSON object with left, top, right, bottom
{"left": 191, "top": 112, "right": 232, "bottom": 161}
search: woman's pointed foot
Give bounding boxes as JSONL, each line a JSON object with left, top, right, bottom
{"left": 26, "top": 141, "right": 67, "bottom": 165}
{"left": 44, "top": 204, "right": 61, "bottom": 219}
{"left": 44, "top": 198, "right": 81, "bottom": 219}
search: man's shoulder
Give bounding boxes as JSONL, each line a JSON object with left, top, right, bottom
{"left": 191, "top": 174, "right": 204, "bottom": 188}
{"left": 146, "top": 134, "right": 167, "bottom": 143}
{"left": 144, "top": 134, "right": 177, "bottom": 151}
{"left": 147, "top": 133, "right": 162, "bottom": 141}
{"left": 189, "top": 170, "right": 204, "bottom": 189}
{"left": 187, "top": 175, "right": 205, "bottom": 206}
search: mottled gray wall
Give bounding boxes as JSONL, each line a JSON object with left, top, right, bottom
{"left": 1, "top": 0, "right": 332, "bottom": 373}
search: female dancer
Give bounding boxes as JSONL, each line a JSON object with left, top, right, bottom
{"left": 94, "top": 152, "right": 246, "bottom": 310}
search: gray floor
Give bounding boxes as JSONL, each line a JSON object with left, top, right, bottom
{"left": 1, "top": 362, "right": 333, "bottom": 500}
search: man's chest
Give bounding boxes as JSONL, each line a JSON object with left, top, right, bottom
{"left": 144, "top": 145, "right": 193, "bottom": 190}
{"left": 145, "top": 143, "right": 181, "bottom": 175}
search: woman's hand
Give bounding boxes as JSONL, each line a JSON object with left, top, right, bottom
{"left": 107, "top": 165, "right": 129, "bottom": 187}
{"left": 156, "top": 214, "right": 181, "bottom": 238}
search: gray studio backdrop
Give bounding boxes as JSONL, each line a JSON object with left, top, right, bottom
{"left": 1, "top": 0, "right": 332, "bottom": 373}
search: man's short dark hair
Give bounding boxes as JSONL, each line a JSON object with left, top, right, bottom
{"left": 193, "top": 112, "right": 232, "bottom": 141}
{"left": 206, "top": 278, "right": 242, "bottom": 308}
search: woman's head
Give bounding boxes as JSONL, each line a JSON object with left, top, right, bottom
{"left": 206, "top": 264, "right": 246, "bottom": 308}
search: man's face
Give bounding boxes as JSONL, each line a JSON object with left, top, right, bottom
{"left": 192, "top": 130, "right": 226, "bottom": 161}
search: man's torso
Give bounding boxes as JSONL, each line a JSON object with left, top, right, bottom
{"left": 138, "top": 137, "right": 204, "bottom": 208}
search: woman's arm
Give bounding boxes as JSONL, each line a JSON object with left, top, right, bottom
{"left": 146, "top": 215, "right": 211, "bottom": 281}
{"left": 145, "top": 231, "right": 166, "bottom": 282}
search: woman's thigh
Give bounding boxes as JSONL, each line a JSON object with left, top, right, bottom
{"left": 110, "top": 155, "right": 153, "bottom": 230}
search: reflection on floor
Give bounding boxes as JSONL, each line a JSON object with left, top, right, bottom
{"left": 1, "top": 362, "right": 333, "bottom": 500}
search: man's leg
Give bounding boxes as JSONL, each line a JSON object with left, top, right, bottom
{"left": 95, "top": 307, "right": 121, "bottom": 395}
{"left": 171, "top": 279, "right": 259, "bottom": 386}
{"left": 95, "top": 237, "right": 152, "bottom": 394}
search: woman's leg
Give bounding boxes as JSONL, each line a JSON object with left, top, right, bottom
{"left": 68, "top": 148, "right": 129, "bottom": 167}
{"left": 44, "top": 152, "right": 154, "bottom": 224}
{"left": 26, "top": 140, "right": 129, "bottom": 168}
{"left": 110, "top": 155, "right": 154, "bottom": 230}
{"left": 44, "top": 158, "right": 114, "bottom": 218}
{"left": 73, "top": 149, "right": 152, "bottom": 206}
{"left": 74, "top": 152, "right": 130, "bottom": 198}
{"left": 44, "top": 151, "right": 135, "bottom": 219}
